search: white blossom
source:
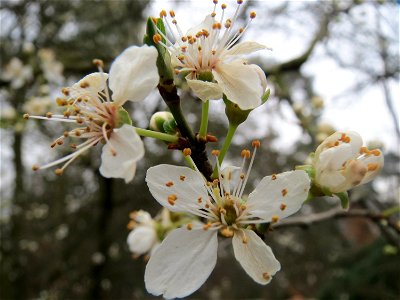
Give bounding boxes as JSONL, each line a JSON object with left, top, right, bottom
{"left": 144, "top": 144, "right": 310, "bottom": 298}
{"left": 1, "top": 57, "right": 33, "bottom": 89}
{"left": 26, "top": 46, "right": 158, "bottom": 182}
{"left": 313, "top": 131, "right": 384, "bottom": 193}
{"left": 154, "top": 1, "right": 269, "bottom": 110}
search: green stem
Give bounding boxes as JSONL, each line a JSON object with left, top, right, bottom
{"left": 199, "top": 100, "right": 209, "bottom": 139}
{"left": 211, "top": 123, "right": 238, "bottom": 178}
{"left": 166, "top": 101, "right": 196, "bottom": 144}
{"left": 183, "top": 152, "right": 196, "bottom": 170}
{"left": 382, "top": 205, "right": 400, "bottom": 218}
{"left": 135, "top": 128, "right": 178, "bottom": 143}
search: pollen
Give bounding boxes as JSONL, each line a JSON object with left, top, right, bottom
{"left": 237, "top": 0, "right": 243, "bottom": 4}
{"left": 159, "top": 10, "right": 167, "bottom": 18}
{"left": 242, "top": 235, "right": 248, "bottom": 244}
{"left": 271, "top": 215, "right": 279, "bottom": 223}
{"left": 281, "top": 188, "right": 288, "bottom": 197}
{"left": 79, "top": 81, "right": 89, "bottom": 88}
{"left": 371, "top": 149, "right": 381, "bottom": 156}
{"left": 250, "top": 11, "right": 256, "bottom": 19}
{"left": 186, "top": 223, "right": 193, "bottom": 230}
{"left": 92, "top": 59, "right": 104, "bottom": 68}
{"left": 367, "top": 163, "right": 379, "bottom": 171}
{"left": 221, "top": 3, "right": 227, "bottom": 9}
{"left": 220, "top": 227, "right": 234, "bottom": 237}
{"left": 180, "top": 175, "right": 186, "bottom": 181}
{"left": 280, "top": 203, "right": 287, "bottom": 211}
{"left": 61, "top": 87, "right": 70, "bottom": 96}
{"left": 169, "top": 10, "right": 175, "bottom": 17}
{"left": 23, "top": 113, "right": 30, "bottom": 120}
{"left": 56, "top": 98, "right": 67, "bottom": 106}
{"left": 213, "top": 0, "right": 218, "bottom": 4}
{"left": 165, "top": 181, "right": 174, "bottom": 187}
{"left": 252, "top": 140, "right": 261, "bottom": 148}
{"left": 241, "top": 149, "right": 251, "bottom": 158}
{"left": 46, "top": 112, "right": 53, "bottom": 118}
{"left": 32, "top": 164, "right": 39, "bottom": 171}
{"left": 153, "top": 34, "right": 162, "bottom": 44}
{"left": 263, "top": 272, "right": 271, "bottom": 280}
{"left": 203, "top": 222, "right": 212, "bottom": 230}
{"left": 55, "top": 168, "right": 63, "bottom": 176}
{"left": 271, "top": 174, "right": 277, "bottom": 180}
{"left": 183, "top": 148, "right": 192, "bottom": 156}
{"left": 197, "top": 197, "right": 202, "bottom": 203}
{"left": 167, "top": 194, "right": 177, "bottom": 205}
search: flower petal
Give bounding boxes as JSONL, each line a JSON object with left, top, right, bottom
{"left": 145, "top": 227, "right": 218, "bottom": 299}
{"left": 246, "top": 170, "right": 310, "bottom": 222}
{"left": 70, "top": 72, "right": 109, "bottom": 99}
{"left": 186, "top": 15, "right": 214, "bottom": 36}
{"left": 232, "top": 229, "right": 280, "bottom": 284}
{"left": 213, "top": 61, "right": 264, "bottom": 110}
{"left": 146, "top": 164, "right": 209, "bottom": 216}
{"left": 315, "top": 131, "right": 362, "bottom": 159}
{"left": 220, "top": 166, "right": 240, "bottom": 195}
{"left": 186, "top": 77, "right": 223, "bottom": 101}
{"left": 224, "top": 41, "right": 270, "bottom": 57}
{"left": 127, "top": 226, "right": 157, "bottom": 255}
{"left": 109, "top": 45, "right": 159, "bottom": 105}
{"left": 358, "top": 149, "right": 384, "bottom": 185}
{"left": 99, "top": 124, "right": 144, "bottom": 183}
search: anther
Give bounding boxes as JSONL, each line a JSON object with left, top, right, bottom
{"left": 221, "top": 3, "right": 227, "bottom": 9}
{"left": 241, "top": 149, "right": 251, "bottom": 158}
{"left": 56, "top": 140, "right": 63, "bottom": 145}
{"left": 367, "top": 163, "right": 379, "bottom": 171}
{"left": 153, "top": 34, "right": 162, "bottom": 44}
{"left": 211, "top": 150, "right": 220, "bottom": 156}
{"left": 211, "top": 12, "right": 216, "bottom": 17}
{"left": 63, "top": 131, "right": 69, "bottom": 137}
{"left": 169, "top": 10, "right": 175, "bottom": 18}
{"left": 79, "top": 81, "right": 89, "bottom": 88}
{"left": 92, "top": 59, "right": 104, "bottom": 68}
{"left": 23, "top": 113, "right": 30, "bottom": 120}
{"left": 281, "top": 188, "right": 288, "bottom": 197}
{"left": 70, "top": 143, "right": 77, "bottom": 149}
{"left": 180, "top": 175, "right": 186, "bottom": 181}
{"left": 56, "top": 98, "right": 67, "bottom": 106}
{"left": 206, "top": 134, "right": 218, "bottom": 142}
{"left": 61, "top": 87, "right": 70, "bottom": 96}
{"left": 197, "top": 197, "right": 202, "bottom": 203}
{"left": 250, "top": 11, "right": 256, "bottom": 19}
{"left": 371, "top": 149, "right": 381, "bottom": 156}
{"left": 165, "top": 181, "right": 174, "bottom": 187}
{"left": 183, "top": 148, "right": 192, "bottom": 156}
{"left": 63, "top": 111, "right": 71, "bottom": 118}
{"left": 32, "top": 164, "right": 39, "bottom": 171}
{"left": 167, "top": 194, "right": 177, "bottom": 205}
{"left": 242, "top": 235, "right": 248, "bottom": 244}
{"left": 181, "top": 36, "right": 188, "bottom": 42}
{"left": 55, "top": 168, "right": 63, "bottom": 176}
{"left": 213, "top": 0, "right": 218, "bottom": 4}
{"left": 252, "top": 140, "right": 261, "bottom": 148}
{"left": 280, "top": 203, "right": 287, "bottom": 211}
{"left": 186, "top": 223, "right": 193, "bottom": 230}
{"left": 160, "top": 10, "right": 167, "bottom": 18}
{"left": 172, "top": 19, "right": 177, "bottom": 25}
{"left": 271, "top": 174, "right": 277, "bottom": 180}
{"left": 237, "top": 0, "right": 243, "bottom": 4}
{"left": 46, "top": 112, "right": 53, "bottom": 118}
{"left": 271, "top": 215, "right": 279, "bottom": 223}
{"left": 263, "top": 272, "right": 271, "bottom": 280}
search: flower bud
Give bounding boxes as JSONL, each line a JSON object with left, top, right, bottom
{"left": 149, "top": 111, "right": 178, "bottom": 134}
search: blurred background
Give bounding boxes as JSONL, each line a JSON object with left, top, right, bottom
{"left": 0, "top": 0, "right": 399, "bottom": 299}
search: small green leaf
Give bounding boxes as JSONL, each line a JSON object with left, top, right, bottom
{"left": 335, "top": 191, "right": 349, "bottom": 210}
{"left": 261, "top": 89, "right": 270, "bottom": 103}
{"left": 116, "top": 107, "right": 132, "bottom": 128}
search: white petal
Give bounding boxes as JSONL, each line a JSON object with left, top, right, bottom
{"left": 146, "top": 164, "right": 209, "bottom": 216}
{"left": 315, "top": 131, "right": 362, "bottom": 159}
{"left": 145, "top": 227, "right": 218, "bottom": 299}
{"left": 186, "top": 77, "right": 223, "bottom": 101}
{"left": 109, "top": 45, "right": 159, "bottom": 105}
{"left": 127, "top": 226, "right": 157, "bottom": 255}
{"left": 70, "top": 72, "right": 108, "bottom": 99}
{"left": 213, "top": 61, "right": 263, "bottom": 110}
{"left": 358, "top": 150, "right": 384, "bottom": 185}
{"left": 186, "top": 15, "right": 214, "bottom": 36}
{"left": 232, "top": 229, "right": 280, "bottom": 284}
{"left": 99, "top": 125, "right": 144, "bottom": 183}
{"left": 246, "top": 170, "right": 310, "bottom": 222}
{"left": 224, "top": 41, "right": 270, "bottom": 57}
{"left": 220, "top": 166, "right": 240, "bottom": 195}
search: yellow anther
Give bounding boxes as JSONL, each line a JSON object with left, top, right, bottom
{"left": 23, "top": 113, "right": 30, "bottom": 120}
{"left": 70, "top": 143, "right": 77, "bottom": 149}
{"left": 211, "top": 12, "right": 216, "bottom": 17}
{"left": 280, "top": 203, "right": 287, "bottom": 211}
{"left": 212, "top": 22, "right": 222, "bottom": 30}
{"left": 219, "top": 207, "right": 227, "bottom": 214}
{"left": 242, "top": 235, "right": 248, "bottom": 244}
{"left": 79, "top": 81, "right": 89, "bottom": 88}
{"left": 211, "top": 150, "right": 220, "bottom": 156}
{"left": 241, "top": 149, "right": 251, "bottom": 158}
{"left": 61, "top": 87, "right": 70, "bottom": 96}
{"left": 371, "top": 149, "right": 381, "bottom": 156}
{"left": 46, "top": 112, "right": 53, "bottom": 118}
{"left": 32, "top": 164, "right": 39, "bottom": 171}
{"left": 252, "top": 140, "right": 261, "bottom": 148}
{"left": 197, "top": 197, "right": 202, "bottom": 203}
{"left": 213, "top": 0, "right": 218, "bottom": 4}
{"left": 367, "top": 163, "right": 379, "bottom": 171}
{"left": 92, "top": 59, "right": 104, "bottom": 68}
{"left": 63, "top": 131, "right": 69, "bottom": 138}
{"left": 203, "top": 222, "right": 212, "bottom": 230}
{"left": 183, "top": 148, "right": 192, "bottom": 156}
{"left": 334, "top": 141, "right": 340, "bottom": 146}
{"left": 263, "top": 272, "right": 271, "bottom": 280}
{"left": 224, "top": 21, "right": 231, "bottom": 29}
{"left": 165, "top": 181, "right": 174, "bottom": 187}
{"left": 181, "top": 36, "right": 188, "bottom": 42}
{"left": 240, "top": 173, "right": 245, "bottom": 179}
{"left": 160, "top": 10, "right": 167, "bottom": 18}
{"left": 127, "top": 220, "right": 136, "bottom": 230}
{"left": 76, "top": 116, "right": 84, "bottom": 124}
{"left": 271, "top": 215, "right": 279, "bottom": 223}
{"left": 281, "top": 188, "right": 288, "bottom": 197}
{"left": 271, "top": 174, "right": 277, "bottom": 180}
{"left": 239, "top": 28, "right": 244, "bottom": 33}
{"left": 250, "top": 11, "right": 256, "bottom": 19}
{"left": 202, "top": 29, "right": 209, "bottom": 37}
{"left": 56, "top": 140, "right": 63, "bottom": 145}
{"left": 169, "top": 10, "right": 175, "bottom": 18}
{"left": 167, "top": 194, "right": 177, "bottom": 205}
{"left": 220, "top": 227, "right": 234, "bottom": 237}
{"left": 56, "top": 98, "right": 67, "bottom": 106}
{"left": 237, "top": 0, "right": 243, "bottom": 4}
{"left": 178, "top": 54, "right": 185, "bottom": 61}
{"left": 172, "top": 19, "right": 177, "bottom": 25}
{"left": 221, "top": 3, "right": 227, "bottom": 9}
{"left": 186, "top": 223, "right": 193, "bottom": 231}
{"left": 180, "top": 175, "right": 186, "bottom": 181}
{"left": 55, "top": 168, "right": 63, "bottom": 176}
{"left": 153, "top": 34, "right": 162, "bottom": 44}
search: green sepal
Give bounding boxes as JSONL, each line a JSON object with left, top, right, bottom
{"left": 116, "top": 107, "right": 132, "bottom": 128}
{"left": 223, "top": 95, "right": 252, "bottom": 126}
{"left": 295, "top": 164, "right": 315, "bottom": 180}
{"left": 262, "top": 89, "right": 271, "bottom": 103}
{"left": 163, "top": 119, "right": 178, "bottom": 135}
{"left": 144, "top": 17, "right": 174, "bottom": 86}
{"left": 335, "top": 191, "right": 349, "bottom": 210}
{"left": 198, "top": 71, "right": 213, "bottom": 82}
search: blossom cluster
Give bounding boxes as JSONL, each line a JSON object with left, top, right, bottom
{"left": 23, "top": 0, "right": 384, "bottom": 299}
